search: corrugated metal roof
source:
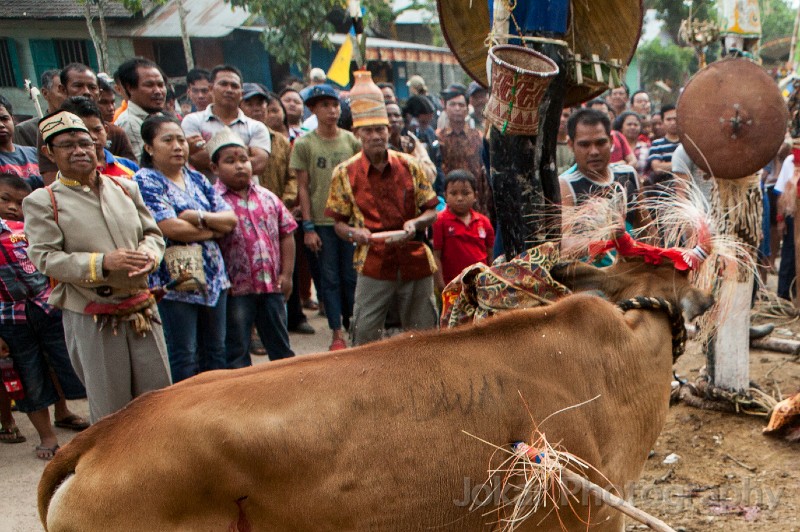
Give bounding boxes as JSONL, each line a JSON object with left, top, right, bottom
{"left": 107, "top": 0, "right": 250, "bottom": 38}
{"left": 2, "top": 0, "right": 153, "bottom": 20}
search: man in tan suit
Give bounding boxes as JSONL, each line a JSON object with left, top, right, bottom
{"left": 23, "top": 111, "right": 171, "bottom": 423}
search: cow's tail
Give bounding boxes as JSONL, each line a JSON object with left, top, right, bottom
{"left": 37, "top": 439, "right": 84, "bottom": 531}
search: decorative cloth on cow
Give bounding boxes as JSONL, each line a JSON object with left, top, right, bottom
{"left": 325, "top": 149, "right": 439, "bottom": 345}
{"left": 22, "top": 173, "right": 171, "bottom": 422}
{"left": 440, "top": 242, "right": 570, "bottom": 328}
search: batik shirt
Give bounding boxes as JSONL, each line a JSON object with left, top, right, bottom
{"left": 214, "top": 181, "right": 297, "bottom": 296}
{"left": 135, "top": 167, "right": 231, "bottom": 306}
{"left": 0, "top": 219, "right": 55, "bottom": 324}
{"left": 436, "top": 127, "right": 493, "bottom": 219}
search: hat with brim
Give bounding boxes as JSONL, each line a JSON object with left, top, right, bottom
{"left": 242, "top": 83, "right": 269, "bottom": 101}
{"left": 436, "top": 0, "right": 643, "bottom": 106}
{"left": 303, "top": 84, "right": 339, "bottom": 107}
{"left": 205, "top": 127, "right": 247, "bottom": 161}
{"left": 39, "top": 110, "right": 90, "bottom": 145}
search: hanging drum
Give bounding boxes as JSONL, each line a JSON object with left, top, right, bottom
{"left": 677, "top": 57, "right": 788, "bottom": 180}
{"left": 484, "top": 45, "right": 559, "bottom": 135}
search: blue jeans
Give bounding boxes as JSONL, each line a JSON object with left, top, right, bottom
{"left": 158, "top": 290, "right": 228, "bottom": 382}
{"left": 0, "top": 303, "right": 86, "bottom": 413}
{"left": 226, "top": 293, "right": 295, "bottom": 368}
{"left": 778, "top": 217, "right": 795, "bottom": 300}
{"left": 316, "top": 226, "right": 356, "bottom": 331}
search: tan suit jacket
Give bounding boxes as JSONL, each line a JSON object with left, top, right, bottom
{"left": 22, "top": 174, "right": 165, "bottom": 314}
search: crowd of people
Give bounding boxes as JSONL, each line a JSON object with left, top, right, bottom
{"left": 0, "top": 57, "right": 787, "bottom": 461}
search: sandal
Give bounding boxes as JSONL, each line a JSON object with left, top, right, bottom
{"left": 35, "top": 444, "right": 59, "bottom": 461}
{"left": 0, "top": 425, "right": 26, "bottom": 444}
{"left": 54, "top": 414, "right": 90, "bottom": 431}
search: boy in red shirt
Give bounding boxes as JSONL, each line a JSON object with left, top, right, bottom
{"left": 433, "top": 170, "right": 495, "bottom": 292}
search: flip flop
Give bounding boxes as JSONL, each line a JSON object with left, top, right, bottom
{"left": 0, "top": 425, "right": 26, "bottom": 444}
{"left": 54, "top": 414, "right": 90, "bottom": 431}
{"left": 35, "top": 444, "right": 59, "bottom": 461}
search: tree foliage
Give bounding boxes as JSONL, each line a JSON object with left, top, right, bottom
{"left": 644, "top": 0, "right": 715, "bottom": 42}
{"left": 760, "top": 0, "right": 795, "bottom": 44}
{"left": 226, "top": 0, "right": 425, "bottom": 74}
{"left": 637, "top": 38, "right": 695, "bottom": 96}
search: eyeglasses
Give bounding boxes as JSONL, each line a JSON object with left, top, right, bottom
{"left": 50, "top": 141, "right": 95, "bottom": 151}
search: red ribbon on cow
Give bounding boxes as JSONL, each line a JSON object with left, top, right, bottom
{"left": 588, "top": 232, "right": 706, "bottom": 271}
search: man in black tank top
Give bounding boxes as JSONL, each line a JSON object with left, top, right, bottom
{"left": 558, "top": 109, "right": 642, "bottom": 230}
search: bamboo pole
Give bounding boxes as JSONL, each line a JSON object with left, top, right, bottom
{"left": 790, "top": 4, "right": 800, "bottom": 73}
{"left": 561, "top": 470, "right": 677, "bottom": 532}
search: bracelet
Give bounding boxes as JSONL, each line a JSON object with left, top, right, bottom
{"left": 302, "top": 220, "right": 316, "bottom": 232}
{"left": 197, "top": 211, "right": 206, "bottom": 229}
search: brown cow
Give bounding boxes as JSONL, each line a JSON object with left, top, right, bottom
{"left": 39, "top": 258, "right": 712, "bottom": 531}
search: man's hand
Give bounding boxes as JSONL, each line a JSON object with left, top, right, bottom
{"left": 0, "top": 337, "right": 9, "bottom": 358}
{"left": 278, "top": 272, "right": 293, "bottom": 301}
{"left": 103, "top": 249, "right": 151, "bottom": 274}
{"left": 304, "top": 231, "right": 322, "bottom": 253}
{"left": 396, "top": 219, "right": 417, "bottom": 243}
{"left": 128, "top": 250, "right": 157, "bottom": 277}
{"left": 186, "top": 135, "right": 206, "bottom": 155}
{"left": 351, "top": 228, "right": 371, "bottom": 245}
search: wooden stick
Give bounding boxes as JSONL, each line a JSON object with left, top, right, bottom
{"left": 560, "top": 469, "right": 677, "bottom": 532}
{"left": 723, "top": 453, "right": 757, "bottom": 472}
{"left": 750, "top": 336, "right": 800, "bottom": 356}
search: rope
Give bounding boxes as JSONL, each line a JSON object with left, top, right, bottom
{"left": 616, "top": 296, "right": 686, "bottom": 362}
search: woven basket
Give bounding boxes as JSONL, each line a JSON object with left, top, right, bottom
{"left": 484, "top": 45, "right": 559, "bottom": 136}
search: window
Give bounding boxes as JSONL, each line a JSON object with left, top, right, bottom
{"left": 54, "top": 39, "right": 92, "bottom": 67}
{"left": 153, "top": 40, "right": 189, "bottom": 78}
{"left": 0, "top": 39, "right": 17, "bottom": 88}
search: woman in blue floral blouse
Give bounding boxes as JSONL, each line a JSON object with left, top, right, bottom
{"left": 134, "top": 115, "right": 237, "bottom": 382}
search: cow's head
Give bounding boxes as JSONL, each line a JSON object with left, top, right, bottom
{"left": 550, "top": 258, "right": 714, "bottom": 322}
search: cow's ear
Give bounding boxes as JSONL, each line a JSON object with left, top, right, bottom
{"left": 550, "top": 261, "right": 610, "bottom": 293}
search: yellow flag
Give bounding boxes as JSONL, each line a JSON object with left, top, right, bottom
{"left": 327, "top": 35, "right": 354, "bottom": 87}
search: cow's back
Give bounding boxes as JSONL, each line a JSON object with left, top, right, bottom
{"left": 41, "top": 294, "right": 673, "bottom": 531}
